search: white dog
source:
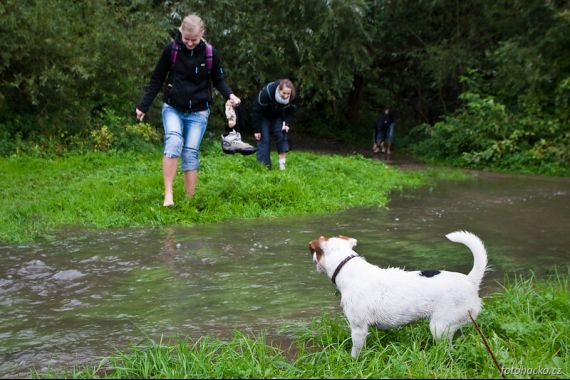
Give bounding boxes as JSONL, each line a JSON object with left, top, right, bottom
{"left": 308, "top": 231, "right": 488, "bottom": 358}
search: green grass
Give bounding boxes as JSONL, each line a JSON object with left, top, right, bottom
{"left": 40, "top": 271, "right": 569, "bottom": 379}
{"left": 0, "top": 138, "right": 466, "bottom": 242}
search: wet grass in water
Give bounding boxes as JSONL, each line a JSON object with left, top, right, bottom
{"left": 42, "top": 271, "right": 569, "bottom": 379}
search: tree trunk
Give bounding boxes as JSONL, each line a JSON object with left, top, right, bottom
{"left": 346, "top": 75, "right": 366, "bottom": 121}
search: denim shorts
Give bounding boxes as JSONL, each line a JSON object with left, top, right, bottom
{"left": 375, "top": 122, "right": 396, "bottom": 145}
{"left": 162, "top": 103, "right": 209, "bottom": 171}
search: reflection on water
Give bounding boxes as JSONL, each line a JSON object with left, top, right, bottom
{"left": 1, "top": 172, "right": 569, "bottom": 377}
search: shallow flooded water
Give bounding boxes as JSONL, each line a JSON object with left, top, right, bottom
{"left": 1, "top": 171, "right": 569, "bottom": 377}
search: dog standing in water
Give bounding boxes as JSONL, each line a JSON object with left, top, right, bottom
{"left": 308, "top": 231, "right": 488, "bottom": 358}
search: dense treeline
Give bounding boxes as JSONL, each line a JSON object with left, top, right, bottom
{"left": 0, "top": 0, "right": 568, "bottom": 173}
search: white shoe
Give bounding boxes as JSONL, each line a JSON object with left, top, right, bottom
{"left": 221, "top": 130, "right": 256, "bottom": 155}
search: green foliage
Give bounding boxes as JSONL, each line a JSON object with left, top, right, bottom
{"left": 555, "top": 77, "right": 570, "bottom": 123}
{"left": 86, "top": 109, "right": 161, "bottom": 152}
{"left": 0, "top": 0, "right": 165, "bottom": 142}
{"left": 1, "top": 0, "right": 568, "bottom": 176}
{"left": 0, "top": 109, "right": 161, "bottom": 156}
{"left": 408, "top": 74, "right": 570, "bottom": 175}
{"left": 402, "top": 0, "right": 570, "bottom": 176}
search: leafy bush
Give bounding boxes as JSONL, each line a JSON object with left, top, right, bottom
{"left": 408, "top": 77, "right": 570, "bottom": 175}
{"left": 85, "top": 109, "right": 161, "bottom": 152}
{"left": 0, "top": 109, "right": 161, "bottom": 156}
{"left": 0, "top": 0, "right": 165, "bottom": 144}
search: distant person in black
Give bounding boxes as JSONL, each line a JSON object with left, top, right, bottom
{"left": 372, "top": 108, "right": 395, "bottom": 155}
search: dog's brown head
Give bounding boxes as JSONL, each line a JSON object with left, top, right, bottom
{"left": 308, "top": 236, "right": 326, "bottom": 261}
{"left": 308, "top": 235, "right": 358, "bottom": 272}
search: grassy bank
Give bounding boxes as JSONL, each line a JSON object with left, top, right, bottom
{"left": 42, "top": 271, "right": 569, "bottom": 379}
{"left": 0, "top": 138, "right": 465, "bottom": 243}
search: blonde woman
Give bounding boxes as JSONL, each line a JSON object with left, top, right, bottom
{"left": 136, "top": 14, "right": 241, "bottom": 206}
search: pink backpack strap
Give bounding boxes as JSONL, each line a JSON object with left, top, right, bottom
{"left": 205, "top": 42, "right": 213, "bottom": 71}
{"left": 170, "top": 41, "right": 180, "bottom": 69}
{"left": 171, "top": 41, "right": 212, "bottom": 73}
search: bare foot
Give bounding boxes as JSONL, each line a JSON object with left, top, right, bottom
{"left": 184, "top": 189, "right": 195, "bottom": 199}
{"left": 163, "top": 195, "right": 174, "bottom": 207}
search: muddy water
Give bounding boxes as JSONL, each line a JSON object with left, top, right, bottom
{"left": 1, "top": 171, "right": 569, "bottom": 377}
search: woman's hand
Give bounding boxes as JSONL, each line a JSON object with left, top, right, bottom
{"left": 228, "top": 94, "right": 241, "bottom": 107}
{"left": 135, "top": 108, "right": 145, "bottom": 122}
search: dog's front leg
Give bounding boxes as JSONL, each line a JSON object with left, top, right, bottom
{"left": 350, "top": 325, "right": 368, "bottom": 358}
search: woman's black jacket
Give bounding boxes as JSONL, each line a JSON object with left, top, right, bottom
{"left": 137, "top": 32, "right": 232, "bottom": 113}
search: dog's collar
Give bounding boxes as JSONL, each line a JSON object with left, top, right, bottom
{"left": 331, "top": 255, "right": 357, "bottom": 285}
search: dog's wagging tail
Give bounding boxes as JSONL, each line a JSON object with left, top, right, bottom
{"left": 307, "top": 230, "right": 489, "bottom": 358}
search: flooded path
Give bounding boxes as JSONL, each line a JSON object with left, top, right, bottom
{"left": 1, "top": 170, "right": 569, "bottom": 377}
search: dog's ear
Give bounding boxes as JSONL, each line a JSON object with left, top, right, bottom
{"left": 308, "top": 239, "right": 320, "bottom": 254}
{"left": 338, "top": 235, "right": 358, "bottom": 248}
{"left": 308, "top": 237, "right": 326, "bottom": 262}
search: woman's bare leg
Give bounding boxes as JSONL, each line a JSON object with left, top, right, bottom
{"left": 163, "top": 156, "right": 178, "bottom": 206}
{"left": 183, "top": 170, "right": 198, "bottom": 198}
